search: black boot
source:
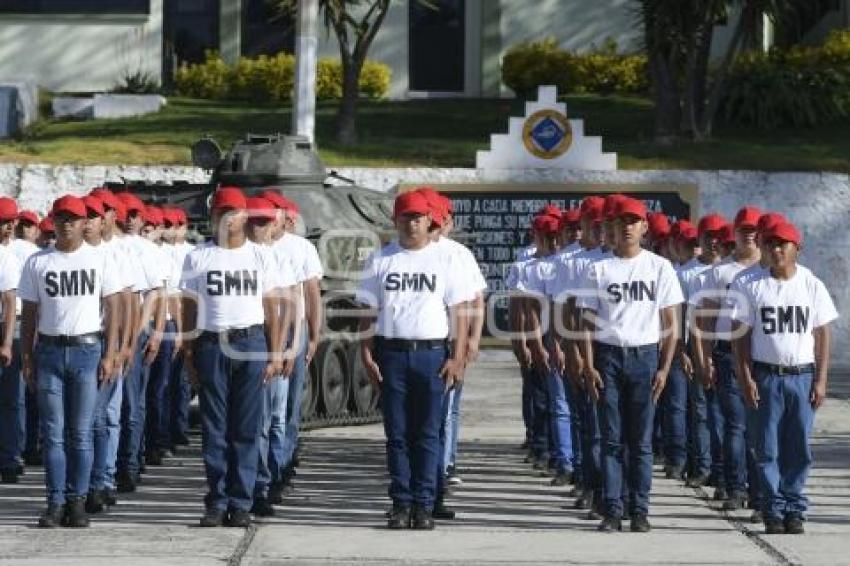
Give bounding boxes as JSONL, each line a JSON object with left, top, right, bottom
{"left": 387, "top": 505, "right": 410, "bottom": 529}
{"left": 250, "top": 497, "right": 275, "bottom": 517}
{"left": 116, "top": 470, "right": 137, "bottom": 493}
{"left": 37, "top": 504, "right": 64, "bottom": 528}
{"left": 64, "top": 497, "right": 90, "bottom": 528}
{"left": 432, "top": 500, "right": 456, "bottom": 520}
{"left": 597, "top": 515, "right": 622, "bottom": 532}
{"left": 226, "top": 508, "right": 252, "bottom": 528}
{"left": 199, "top": 507, "right": 225, "bottom": 527}
{"left": 410, "top": 505, "right": 435, "bottom": 530}
{"left": 85, "top": 491, "right": 105, "bottom": 514}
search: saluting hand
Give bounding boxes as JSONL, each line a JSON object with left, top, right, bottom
{"left": 585, "top": 366, "right": 604, "bottom": 402}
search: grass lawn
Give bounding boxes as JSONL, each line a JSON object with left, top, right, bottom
{"left": 0, "top": 96, "right": 848, "bottom": 172}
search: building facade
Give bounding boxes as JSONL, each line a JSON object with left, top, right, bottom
{"left": 0, "top": 0, "right": 848, "bottom": 97}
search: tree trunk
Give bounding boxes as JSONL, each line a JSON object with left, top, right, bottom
{"left": 649, "top": 49, "right": 681, "bottom": 144}
{"left": 336, "top": 58, "right": 362, "bottom": 146}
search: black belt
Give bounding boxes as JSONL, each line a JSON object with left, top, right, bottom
{"left": 376, "top": 337, "right": 446, "bottom": 351}
{"left": 594, "top": 342, "right": 658, "bottom": 355}
{"left": 199, "top": 324, "right": 264, "bottom": 343}
{"left": 38, "top": 332, "right": 102, "bottom": 347}
{"left": 714, "top": 340, "right": 733, "bottom": 354}
{"left": 753, "top": 361, "right": 815, "bottom": 376}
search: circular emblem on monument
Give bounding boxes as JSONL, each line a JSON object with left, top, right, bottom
{"left": 522, "top": 109, "right": 573, "bottom": 159}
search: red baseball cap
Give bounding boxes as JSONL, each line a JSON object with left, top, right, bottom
{"left": 115, "top": 192, "right": 146, "bottom": 214}
{"left": 393, "top": 191, "right": 431, "bottom": 218}
{"left": 39, "top": 217, "right": 55, "bottom": 233}
{"left": 144, "top": 206, "right": 164, "bottom": 226}
{"left": 52, "top": 195, "right": 87, "bottom": 218}
{"left": 441, "top": 195, "right": 453, "bottom": 215}
{"left": 537, "top": 204, "right": 562, "bottom": 220}
{"left": 416, "top": 187, "right": 446, "bottom": 227}
{"left": 83, "top": 195, "right": 105, "bottom": 217}
{"left": 603, "top": 194, "right": 628, "bottom": 220}
{"left": 259, "top": 189, "right": 288, "bottom": 211}
{"left": 0, "top": 197, "right": 17, "bottom": 222}
{"left": 647, "top": 212, "right": 671, "bottom": 240}
{"left": 533, "top": 214, "right": 560, "bottom": 236}
{"left": 720, "top": 223, "right": 736, "bottom": 244}
{"left": 765, "top": 221, "right": 802, "bottom": 246}
{"left": 212, "top": 187, "right": 247, "bottom": 211}
{"left": 580, "top": 196, "right": 605, "bottom": 223}
{"left": 679, "top": 224, "right": 699, "bottom": 242}
{"left": 112, "top": 199, "right": 127, "bottom": 224}
{"left": 89, "top": 188, "right": 121, "bottom": 212}
{"left": 616, "top": 197, "right": 648, "bottom": 220}
{"left": 177, "top": 208, "right": 188, "bottom": 225}
{"left": 560, "top": 208, "right": 581, "bottom": 229}
{"left": 670, "top": 219, "right": 695, "bottom": 240}
{"left": 734, "top": 206, "right": 762, "bottom": 229}
{"left": 17, "top": 210, "right": 39, "bottom": 225}
{"left": 698, "top": 214, "right": 727, "bottom": 236}
{"left": 757, "top": 212, "right": 787, "bottom": 234}
{"left": 245, "top": 197, "right": 277, "bottom": 221}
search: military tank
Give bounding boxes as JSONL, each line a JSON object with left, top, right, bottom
{"left": 107, "top": 133, "right": 397, "bottom": 428}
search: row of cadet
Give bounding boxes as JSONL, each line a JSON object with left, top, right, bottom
{"left": 505, "top": 194, "right": 838, "bottom": 535}
{"left": 0, "top": 186, "right": 325, "bottom": 529}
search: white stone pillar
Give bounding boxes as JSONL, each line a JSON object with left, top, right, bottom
{"left": 292, "top": 0, "right": 319, "bottom": 143}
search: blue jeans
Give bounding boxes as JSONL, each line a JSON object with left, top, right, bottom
{"left": 565, "top": 377, "right": 584, "bottom": 483}
{"left": 530, "top": 365, "right": 550, "bottom": 460}
{"left": 36, "top": 341, "right": 101, "bottom": 505}
{"left": 378, "top": 344, "right": 447, "bottom": 510}
{"left": 751, "top": 368, "right": 814, "bottom": 520}
{"left": 90, "top": 370, "right": 123, "bottom": 491}
{"left": 196, "top": 328, "right": 266, "bottom": 512}
{"left": 442, "top": 380, "right": 462, "bottom": 473}
{"left": 255, "top": 374, "right": 289, "bottom": 497}
{"left": 118, "top": 335, "right": 150, "bottom": 475}
{"left": 0, "top": 340, "right": 23, "bottom": 470}
{"left": 521, "top": 365, "right": 533, "bottom": 444}
{"left": 662, "top": 358, "right": 688, "bottom": 469}
{"left": 706, "top": 386, "right": 725, "bottom": 487}
{"left": 688, "top": 377, "right": 711, "bottom": 478}
{"left": 168, "top": 351, "right": 189, "bottom": 444}
{"left": 147, "top": 321, "right": 177, "bottom": 452}
{"left": 545, "top": 366, "right": 573, "bottom": 474}
{"left": 595, "top": 343, "right": 659, "bottom": 518}
{"left": 280, "top": 330, "right": 308, "bottom": 477}
{"left": 578, "top": 388, "right": 601, "bottom": 499}
{"left": 715, "top": 349, "right": 748, "bottom": 495}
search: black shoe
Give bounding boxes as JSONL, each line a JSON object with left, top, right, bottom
{"left": 23, "top": 451, "right": 42, "bottom": 466}
{"left": 784, "top": 515, "right": 805, "bottom": 535}
{"left": 85, "top": 491, "right": 105, "bottom": 514}
{"left": 523, "top": 451, "right": 535, "bottom": 464}
{"left": 585, "top": 508, "right": 603, "bottom": 520}
{"left": 145, "top": 450, "right": 163, "bottom": 466}
{"left": 199, "top": 507, "right": 226, "bottom": 527}
{"left": 520, "top": 440, "right": 529, "bottom": 450}
{"left": 116, "top": 470, "right": 137, "bottom": 493}
{"left": 713, "top": 487, "right": 728, "bottom": 501}
{"left": 664, "top": 465, "right": 685, "bottom": 481}
{"left": 387, "top": 505, "right": 410, "bottom": 529}
{"left": 550, "top": 471, "right": 572, "bottom": 487}
{"left": 38, "top": 504, "right": 64, "bottom": 528}
{"left": 250, "top": 497, "right": 275, "bottom": 517}
{"left": 722, "top": 492, "right": 747, "bottom": 510}
{"left": 750, "top": 510, "right": 763, "bottom": 524}
{"left": 268, "top": 482, "right": 284, "bottom": 505}
{"left": 64, "top": 497, "right": 90, "bottom": 528}
{"left": 764, "top": 517, "right": 785, "bottom": 534}
{"left": 172, "top": 434, "right": 190, "bottom": 446}
{"left": 532, "top": 459, "right": 546, "bottom": 472}
{"left": 630, "top": 514, "right": 651, "bottom": 533}
{"left": 446, "top": 467, "right": 463, "bottom": 487}
{"left": 161, "top": 449, "right": 173, "bottom": 459}
{"left": 225, "top": 508, "right": 251, "bottom": 528}
{"left": 0, "top": 468, "right": 18, "bottom": 484}
{"left": 432, "top": 502, "right": 456, "bottom": 520}
{"left": 14, "top": 463, "right": 24, "bottom": 476}
{"left": 410, "top": 506, "right": 435, "bottom": 530}
{"left": 687, "top": 473, "right": 710, "bottom": 488}
{"left": 102, "top": 488, "right": 118, "bottom": 507}
{"left": 597, "top": 515, "right": 622, "bottom": 532}
{"left": 574, "top": 492, "right": 590, "bottom": 510}
{"left": 622, "top": 508, "right": 631, "bottom": 522}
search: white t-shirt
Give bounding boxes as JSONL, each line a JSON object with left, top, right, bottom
{"left": 517, "top": 245, "right": 536, "bottom": 261}
{"left": 505, "top": 258, "right": 534, "bottom": 291}
{"left": 437, "top": 237, "right": 487, "bottom": 294}
{"left": 180, "top": 240, "right": 288, "bottom": 332}
{"left": 548, "top": 246, "right": 607, "bottom": 302}
{"left": 577, "top": 249, "right": 684, "bottom": 347}
{"left": 9, "top": 239, "right": 40, "bottom": 266}
{"left": 19, "top": 242, "right": 123, "bottom": 336}
{"left": 356, "top": 240, "right": 475, "bottom": 340}
{"left": 124, "top": 234, "right": 170, "bottom": 291}
{"left": 729, "top": 265, "right": 838, "bottom": 366}
{"left": 273, "top": 232, "right": 323, "bottom": 319}
{"left": 0, "top": 246, "right": 21, "bottom": 316}
{"left": 694, "top": 257, "right": 758, "bottom": 340}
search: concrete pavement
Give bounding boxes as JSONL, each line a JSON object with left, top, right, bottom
{"left": 1, "top": 352, "right": 848, "bottom": 565}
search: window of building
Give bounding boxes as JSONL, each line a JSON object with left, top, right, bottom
{"left": 409, "top": 0, "right": 465, "bottom": 92}
{"left": 0, "top": 0, "right": 150, "bottom": 13}
{"left": 162, "top": 0, "right": 219, "bottom": 86}
{"left": 241, "top": 0, "right": 295, "bottom": 57}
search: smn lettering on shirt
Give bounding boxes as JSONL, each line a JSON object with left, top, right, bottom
{"left": 45, "top": 270, "right": 96, "bottom": 297}
{"left": 606, "top": 281, "right": 657, "bottom": 303}
{"left": 760, "top": 306, "right": 809, "bottom": 334}
{"left": 206, "top": 270, "right": 259, "bottom": 296}
{"left": 384, "top": 272, "right": 437, "bottom": 293}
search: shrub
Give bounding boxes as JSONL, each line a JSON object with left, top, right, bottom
{"left": 722, "top": 29, "right": 850, "bottom": 129}
{"left": 114, "top": 69, "right": 160, "bottom": 94}
{"left": 175, "top": 52, "right": 391, "bottom": 102}
{"left": 501, "top": 38, "right": 649, "bottom": 97}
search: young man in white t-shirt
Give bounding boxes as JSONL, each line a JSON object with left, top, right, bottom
{"left": 694, "top": 206, "right": 762, "bottom": 510}
{"left": 19, "top": 195, "right": 123, "bottom": 528}
{"left": 0, "top": 198, "right": 22, "bottom": 484}
{"left": 578, "top": 197, "right": 682, "bottom": 533}
{"left": 357, "top": 190, "right": 471, "bottom": 530}
{"left": 180, "top": 187, "right": 285, "bottom": 528}
{"left": 730, "top": 221, "right": 838, "bottom": 535}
